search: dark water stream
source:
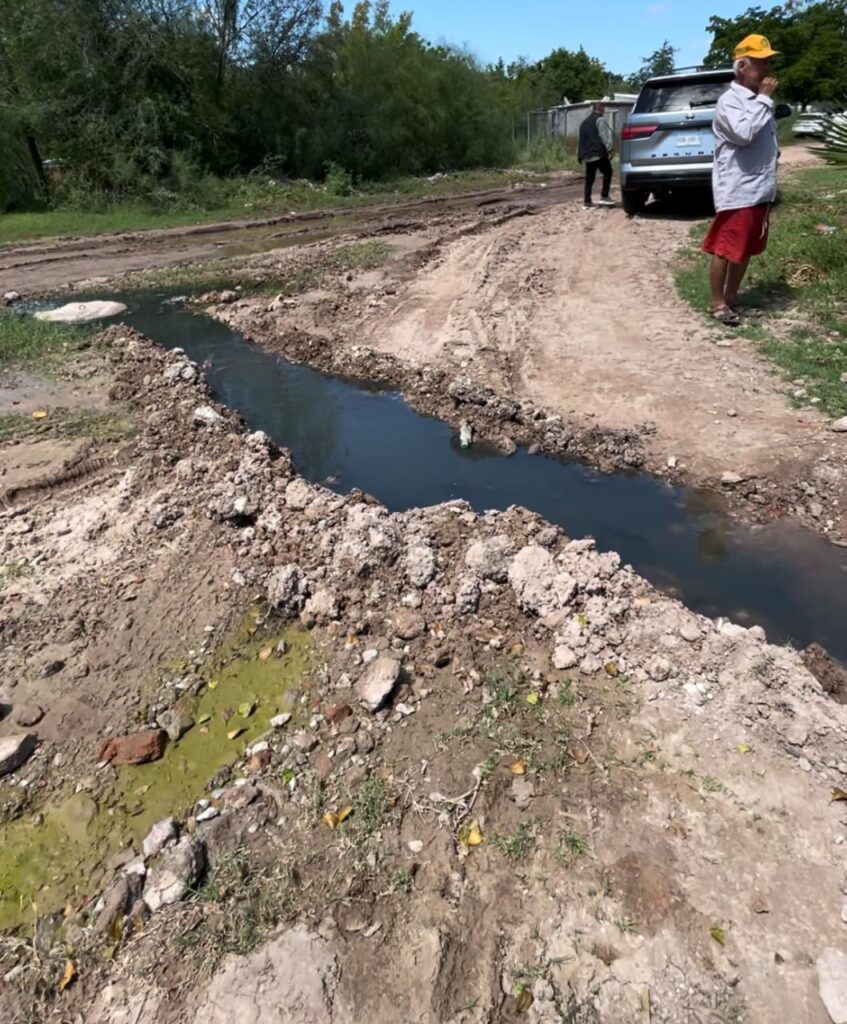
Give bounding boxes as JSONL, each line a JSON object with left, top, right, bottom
{"left": 85, "top": 294, "right": 847, "bottom": 659}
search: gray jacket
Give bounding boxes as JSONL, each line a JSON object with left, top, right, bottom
{"left": 712, "top": 82, "right": 778, "bottom": 212}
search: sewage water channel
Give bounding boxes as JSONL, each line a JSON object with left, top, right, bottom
{"left": 104, "top": 292, "right": 847, "bottom": 662}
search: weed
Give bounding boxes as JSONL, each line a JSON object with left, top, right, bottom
{"left": 0, "top": 560, "right": 32, "bottom": 581}
{"left": 390, "top": 867, "right": 413, "bottom": 894}
{"left": 478, "top": 752, "right": 499, "bottom": 780}
{"left": 0, "top": 311, "right": 96, "bottom": 372}
{"left": 556, "top": 830, "right": 589, "bottom": 863}
{"left": 355, "top": 776, "right": 391, "bottom": 837}
{"left": 492, "top": 821, "right": 535, "bottom": 861}
{"left": 616, "top": 917, "right": 637, "bottom": 935}
{"left": 556, "top": 680, "right": 577, "bottom": 706}
{"left": 701, "top": 775, "right": 725, "bottom": 794}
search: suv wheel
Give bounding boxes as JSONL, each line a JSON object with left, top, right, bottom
{"left": 622, "top": 189, "right": 649, "bottom": 216}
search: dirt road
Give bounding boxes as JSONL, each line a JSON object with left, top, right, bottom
{"left": 0, "top": 178, "right": 582, "bottom": 296}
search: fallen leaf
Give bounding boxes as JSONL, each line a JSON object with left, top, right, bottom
{"left": 247, "top": 627, "right": 257, "bottom": 636}
{"left": 199, "top": 726, "right": 210, "bottom": 735}
{"left": 258, "top": 646, "right": 273, "bottom": 661}
{"left": 737, "top": 743, "right": 752, "bottom": 754}
{"left": 571, "top": 746, "right": 589, "bottom": 765}
{"left": 831, "top": 788, "right": 847, "bottom": 803}
{"left": 238, "top": 701, "right": 255, "bottom": 719}
{"left": 32, "top": 410, "right": 48, "bottom": 420}
{"left": 510, "top": 643, "right": 525, "bottom": 657}
{"left": 59, "top": 960, "right": 77, "bottom": 992}
{"left": 227, "top": 728, "right": 244, "bottom": 741}
{"left": 221, "top": 708, "right": 233, "bottom": 723}
{"left": 208, "top": 679, "right": 218, "bottom": 690}
{"left": 526, "top": 692, "right": 540, "bottom": 706}
{"left": 281, "top": 768, "right": 295, "bottom": 786}
{"left": 458, "top": 820, "right": 484, "bottom": 848}
{"left": 515, "top": 987, "right": 534, "bottom": 1013}
{"left": 323, "top": 811, "right": 340, "bottom": 829}
{"left": 197, "top": 714, "right": 211, "bottom": 725}
{"left": 509, "top": 759, "right": 527, "bottom": 775}
{"left": 134, "top": 784, "right": 151, "bottom": 796}
{"left": 604, "top": 662, "right": 620, "bottom": 677}
{"left": 710, "top": 926, "right": 727, "bottom": 946}
{"left": 337, "top": 805, "right": 353, "bottom": 824}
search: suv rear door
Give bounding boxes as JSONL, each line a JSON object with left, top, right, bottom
{"left": 626, "top": 71, "right": 734, "bottom": 168}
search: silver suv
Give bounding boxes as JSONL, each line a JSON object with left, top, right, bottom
{"left": 622, "top": 67, "right": 778, "bottom": 215}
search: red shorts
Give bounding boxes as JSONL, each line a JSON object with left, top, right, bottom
{"left": 701, "top": 203, "right": 770, "bottom": 264}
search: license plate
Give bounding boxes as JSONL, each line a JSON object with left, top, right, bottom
{"left": 676, "top": 135, "right": 702, "bottom": 148}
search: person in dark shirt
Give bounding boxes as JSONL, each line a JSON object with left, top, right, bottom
{"left": 578, "top": 104, "right": 615, "bottom": 209}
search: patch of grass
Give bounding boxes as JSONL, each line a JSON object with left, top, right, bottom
{"left": 492, "top": 820, "right": 535, "bottom": 861}
{"left": 0, "top": 170, "right": 537, "bottom": 247}
{"left": 675, "top": 165, "right": 847, "bottom": 416}
{"left": 556, "top": 680, "right": 577, "bottom": 706}
{"left": 556, "top": 830, "right": 589, "bottom": 863}
{"left": 390, "top": 867, "right": 413, "bottom": 894}
{"left": 701, "top": 774, "right": 725, "bottom": 794}
{"left": 0, "top": 560, "right": 32, "bottom": 581}
{"left": 478, "top": 752, "right": 500, "bottom": 780}
{"left": 0, "top": 311, "right": 97, "bottom": 371}
{"left": 354, "top": 776, "right": 392, "bottom": 837}
{"left": 0, "top": 409, "right": 134, "bottom": 443}
{"left": 517, "top": 136, "right": 582, "bottom": 174}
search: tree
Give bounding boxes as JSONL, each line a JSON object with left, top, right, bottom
{"left": 632, "top": 40, "right": 678, "bottom": 87}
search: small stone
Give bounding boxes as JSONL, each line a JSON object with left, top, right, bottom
{"left": 196, "top": 807, "right": 219, "bottom": 823}
{"left": 143, "top": 818, "right": 179, "bottom": 859}
{"left": 14, "top": 705, "right": 45, "bottom": 728}
{"left": 798, "top": 757, "right": 813, "bottom": 773}
{"left": 159, "top": 710, "right": 194, "bottom": 743}
{"left": 552, "top": 646, "right": 578, "bottom": 670}
{"left": 749, "top": 625, "right": 767, "bottom": 642}
{"left": 455, "top": 575, "right": 481, "bottom": 614}
{"left": 667, "top": 456, "right": 678, "bottom": 469}
{"left": 356, "top": 731, "right": 375, "bottom": 755}
{"left": 143, "top": 836, "right": 206, "bottom": 912}
{"left": 325, "top": 703, "right": 353, "bottom": 725}
{"left": 99, "top": 730, "right": 167, "bottom": 766}
{"left": 831, "top": 417, "right": 847, "bottom": 433}
{"left": 393, "top": 609, "right": 425, "bottom": 641}
{"left": 270, "top": 713, "right": 292, "bottom": 729}
{"left": 249, "top": 750, "right": 272, "bottom": 772}
{"left": 94, "top": 874, "right": 143, "bottom": 935}
{"left": 721, "top": 472, "right": 744, "bottom": 486}
{"left": 680, "top": 623, "right": 701, "bottom": 643}
{"left": 193, "top": 405, "right": 223, "bottom": 427}
{"left": 2, "top": 291, "right": 21, "bottom": 306}
{"left": 784, "top": 720, "right": 809, "bottom": 747}
{"left": 302, "top": 589, "right": 339, "bottom": 623}
{"left": 404, "top": 545, "right": 436, "bottom": 588}
{"left": 648, "top": 656, "right": 672, "bottom": 682}
{"left": 511, "top": 775, "right": 535, "bottom": 811}
{"left": 41, "top": 659, "right": 65, "bottom": 678}
{"left": 219, "top": 290, "right": 239, "bottom": 304}
{"left": 0, "top": 734, "right": 37, "bottom": 777}
{"left": 292, "top": 732, "right": 318, "bottom": 753}
{"left": 464, "top": 535, "right": 514, "bottom": 582}
{"left": 407, "top": 840, "right": 424, "bottom": 855}
{"left": 355, "top": 657, "right": 401, "bottom": 713}
{"left": 727, "top": 409, "right": 738, "bottom": 418}
{"left": 225, "top": 784, "right": 259, "bottom": 810}
{"left": 817, "top": 948, "right": 847, "bottom": 1024}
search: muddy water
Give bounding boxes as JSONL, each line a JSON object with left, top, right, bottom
{"left": 111, "top": 292, "right": 847, "bottom": 661}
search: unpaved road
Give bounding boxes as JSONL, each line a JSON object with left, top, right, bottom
{"left": 0, "top": 178, "right": 581, "bottom": 295}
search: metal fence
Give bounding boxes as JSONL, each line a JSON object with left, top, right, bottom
{"left": 526, "top": 101, "right": 634, "bottom": 144}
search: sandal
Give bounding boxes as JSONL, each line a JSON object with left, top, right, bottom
{"left": 712, "top": 305, "right": 741, "bottom": 326}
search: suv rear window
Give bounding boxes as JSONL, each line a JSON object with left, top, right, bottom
{"left": 635, "top": 74, "right": 733, "bottom": 114}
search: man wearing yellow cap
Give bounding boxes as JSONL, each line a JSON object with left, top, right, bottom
{"left": 701, "top": 34, "right": 780, "bottom": 325}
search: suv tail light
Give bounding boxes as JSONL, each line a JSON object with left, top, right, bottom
{"left": 621, "top": 124, "right": 659, "bottom": 141}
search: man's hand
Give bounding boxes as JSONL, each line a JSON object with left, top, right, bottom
{"left": 760, "top": 76, "right": 779, "bottom": 98}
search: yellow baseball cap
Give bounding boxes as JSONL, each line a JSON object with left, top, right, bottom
{"left": 733, "top": 34, "right": 780, "bottom": 60}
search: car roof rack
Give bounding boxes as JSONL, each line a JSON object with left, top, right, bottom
{"left": 650, "top": 65, "right": 732, "bottom": 78}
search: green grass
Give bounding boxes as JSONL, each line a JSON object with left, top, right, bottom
{"left": 491, "top": 821, "right": 535, "bottom": 861}
{"left": 0, "top": 168, "right": 543, "bottom": 247}
{"left": 0, "top": 409, "right": 134, "bottom": 443}
{"left": 0, "top": 310, "right": 97, "bottom": 371}
{"left": 675, "top": 165, "right": 847, "bottom": 416}
{"left": 517, "top": 136, "right": 582, "bottom": 174}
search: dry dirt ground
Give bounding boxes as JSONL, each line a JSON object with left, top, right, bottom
{"left": 1, "top": 330, "right": 847, "bottom": 1024}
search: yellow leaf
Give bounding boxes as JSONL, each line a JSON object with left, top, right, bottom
{"left": 32, "top": 409, "right": 48, "bottom": 420}
{"left": 831, "top": 788, "right": 847, "bottom": 803}
{"left": 509, "top": 760, "right": 527, "bottom": 776}
{"left": 526, "top": 693, "right": 540, "bottom": 706}
{"left": 197, "top": 714, "right": 211, "bottom": 725}
{"left": 337, "top": 806, "right": 353, "bottom": 824}
{"left": 323, "top": 811, "right": 340, "bottom": 830}
{"left": 510, "top": 643, "right": 525, "bottom": 657}
{"left": 258, "top": 646, "right": 273, "bottom": 662}
{"left": 208, "top": 679, "right": 218, "bottom": 690}
{"left": 604, "top": 662, "right": 620, "bottom": 678}
{"left": 458, "top": 820, "right": 484, "bottom": 848}
{"left": 710, "top": 926, "right": 727, "bottom": 946}
{"left": 515, "top": 987, "right": 534, "bottom": 1014}
{"left": 227, "top": 728, "right": 244, "bottom": 741}
{"left": 737, "top": 743, "right": 752, "bottom": 754}
{"left": 59, "top": 960, "right": 77, "bottom": 992}
{"left": 238, "top": 702, "right": 255, "bottom": 719}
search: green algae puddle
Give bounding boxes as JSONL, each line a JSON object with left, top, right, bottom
{"left": 0, "top": 621, "right": 310, "bottom": 933}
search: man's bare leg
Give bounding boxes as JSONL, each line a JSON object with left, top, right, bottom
{"left": 710, "top": 254, "right": 730, "bottom": 310}
{"left": 724, "top": 258, "right": 750, "bottom": 308}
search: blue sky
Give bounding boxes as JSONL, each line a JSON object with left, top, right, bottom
{"left": 379, "top": 1, "right": 757, "bottom": 75}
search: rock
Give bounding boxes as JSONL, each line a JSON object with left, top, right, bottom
{"left": 35, "top": 300, "right": 127, "bottom": 324}
{"left": 94, "top": 873, "right": 143, "bottom": 935}
{"left": 803, "top": 643, "right": 847, "bottom": 703}
{"left": 464, "top": 535, "right": 514, "bottom": 582}
{"left": 14, "top": 705, "right": 44, "bottom": 727}
{"left": 720, "top": 472, "right": 745, "bottom": 486}
{"left": 40, "top": 659, "right": 65, "bottom": 677}
{"left": 284, "top": 478, "right": 313, "bottom": 510}
{"left": 302, "top": 589, "right": 339, "bottom": 623}
{"left": 189, "top": 928, "right": 344, "bottom": 1024}
{"left": 159, "top": 710, "right": 195, "bottom": 743}
{"left": 0, "top": 734, "right": 37, "bottom": 777}
{"left": 292, "top": 732, "right": 318, "bottom": 753}
{"left": 99, "top": 730, "right": 167, "bottom": 766}
{"left": 784, "top": 720, "right": 810, "bottom": 748}
{"left": 407, "top": 840, "right": 424, "bottom": 855}
{"left": 266, "top": 564, "right": 309, "bottom": 614}
{"left": 818, "top": 948, "right": 847, "bottom": 1023}
{"left": 647, "top": 656, "right": 672, "bottom": 682}
{"left": 509, "top": 546, "right": 576, "bottom": 617}
{"left": 832, "top": 418, "right": 847, "bottom": 433}
{"left": 225, "top": 784, "right": 259, "bottom": 811}
{"left": 143, "top": 818, "right": 179, "bottom": 859}
{"left": 193, "top": 405, "right": 223, "bottom": 427}
{"left": 143, "top": 836, "right": 206, "bottom": 913}
{"left": 552, "top": 646, "right": 578, "bottom": 670}
{"left": 459, "top": 421, "right": 473, "bottom": 448}
{"left": 356, "top": 657, "right": 401, "bottom": 713}
{"left": 325, "top": 703, "right": 353, "bottom": 725}
{"left": 249, "top": 750, "right": 272, "bottom": 772}
{"left": 393, "top": 609, "right": 425, "bottom": 641}
{"left": 2, "top": 290, "right": 21, "bottom": 305}
{"left": 356, "top": 731, "right": 375, "bottom": 756}
{"left": 499, "top": 436, "right": 517, "bottom": 455}
{"left": 196, "top": 807, "right": 219, "bottom": 823}
{"left": 219, "top": 290, "right": 239, "bottom": 304}
{"left": 679, "top": 623, "right": 701, "bottom": 643}
{"left": 455, "top": 575, "right": 481, "bottom": 614}
{"left": 511, "top": 775, "right": 535, "bottom": 811}
{"left": 404, "top": 545, "right": 436, "bottom": 588}
{"left": 270, "top": 713, "right": 292, "bottom": 729}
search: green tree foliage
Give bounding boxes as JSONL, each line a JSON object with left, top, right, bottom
{"left": 705, "top": 2, "right": 847, "bottom": 105}
{"left": 632, "top": 40, "right": 678, "bottom": 87}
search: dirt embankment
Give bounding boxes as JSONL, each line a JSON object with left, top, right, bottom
{"left": 2, "top": 330, "right": 847, "bottom": 1024}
